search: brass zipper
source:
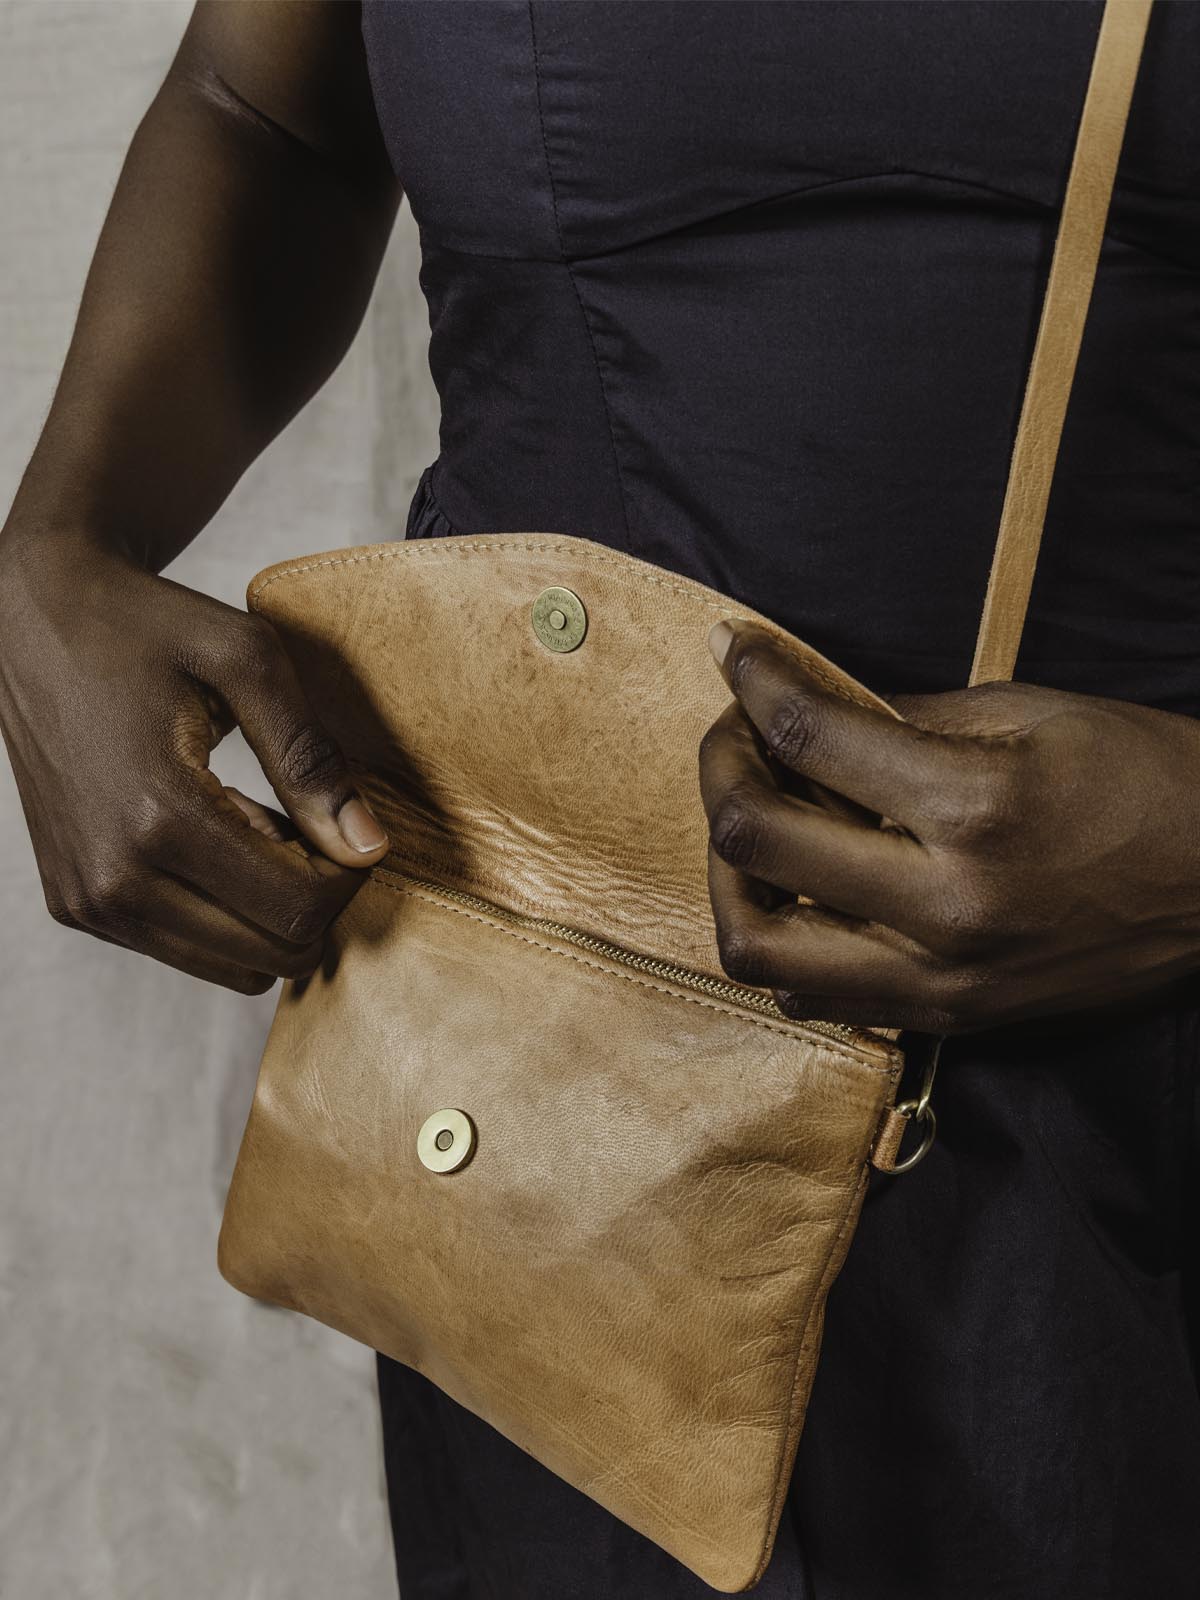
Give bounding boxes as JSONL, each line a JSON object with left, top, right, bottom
{"left": 378, "top": 867, "right": 866, "bottom": 1049}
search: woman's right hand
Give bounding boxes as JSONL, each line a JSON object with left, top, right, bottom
{"left": 0, "top": 528, "right": 389, "bottom": 994}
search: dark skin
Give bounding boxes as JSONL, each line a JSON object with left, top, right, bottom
{"left": 3, "top": 4, "right": 1199, "bottom": 1028}
{"left": 700, "top": 620, "right": 1200, "bottom": 1034}
{"left": 0, "top": 3, "right": 400, "bottom": 993}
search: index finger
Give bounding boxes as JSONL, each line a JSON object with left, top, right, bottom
{"left": 709, "top": 620, "right": 986, "bottom": 834}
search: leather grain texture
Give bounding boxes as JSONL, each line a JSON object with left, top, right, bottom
{"left": 219, "top": 3, "right": 1149, "bottom": 1582}
{"left": 244, "top": 535, "right": 895, "bottom": 979}
{"left": 219, "top": 534, "right": 904, "bottom": 1592}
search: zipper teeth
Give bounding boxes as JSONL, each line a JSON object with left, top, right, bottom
{"left": 385, "top": 869, "right": 863, "bottom": 1046}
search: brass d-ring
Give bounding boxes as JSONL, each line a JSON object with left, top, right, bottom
{"left": 888, "top": 1099, "right": 938, "bottom": 1174}
{"left": 882, "top": 1032, "right": 943, "bottom": 1175}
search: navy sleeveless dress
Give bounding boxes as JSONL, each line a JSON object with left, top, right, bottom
{"left": 360, "top": 5, "right": 1200, "bottom": 1595}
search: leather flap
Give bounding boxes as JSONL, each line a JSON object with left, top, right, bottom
{"left": 248, "top": 533, "right": 894, "bottom": 980}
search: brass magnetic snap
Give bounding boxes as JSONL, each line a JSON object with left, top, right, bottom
{"left": 417, "top": 1108, "right": 476, "bottom": 1174}
{"left": 532, "top": 587, "right": 587, "bottom": 653}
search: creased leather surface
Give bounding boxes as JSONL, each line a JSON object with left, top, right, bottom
{"left": 219, "top": 2, "right": 1150, "bottom": 1583}
{"left": 220, "top": 875, "right": 900, "bottom": 1591}
{"left": 220, "top": 534, "right": 904, "bottom": 1592}
{"left": 245, "top": 534, "right": 895, "bottom": 979}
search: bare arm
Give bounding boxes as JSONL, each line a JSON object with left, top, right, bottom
{"left": 0, "top": 1, "right": 403, "bottom": 992}
{"left": 8, "top": 0, "right": 401, "bottom": 565}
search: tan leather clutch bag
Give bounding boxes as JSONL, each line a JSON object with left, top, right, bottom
{"left": 217, "top": 5, "right": 1149, "bottom": 1590}
{"left": 220, "top": 535, "right": 908, "bottom": 1591}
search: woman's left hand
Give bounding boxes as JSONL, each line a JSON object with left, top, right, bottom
{"left": 698, "top": 619, "right": 1200, "bottom": 1034}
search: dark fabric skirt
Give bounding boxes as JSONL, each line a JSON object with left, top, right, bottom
{"left": 363, "top": 0, "right": 1200, "bottom": 1580}
{"left": 376, "top": 966, "right": 1200, "bottom": 1598}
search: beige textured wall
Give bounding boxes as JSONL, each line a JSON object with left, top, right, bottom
{"left": 0, "top": 4, "right": 439, "bottom": 1596}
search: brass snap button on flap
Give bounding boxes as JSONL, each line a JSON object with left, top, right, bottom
{"left": 417, "top": 1108, "right": 476, "bottom": 1174}
{"left": 532, "top": 587, "right": 587, "bottom": 653}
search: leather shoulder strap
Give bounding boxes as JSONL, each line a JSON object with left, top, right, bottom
{"left": 969, "top": 0, "right": 1152, "bottom": 686}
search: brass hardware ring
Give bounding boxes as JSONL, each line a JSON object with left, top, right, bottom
{"left": 888, "top": 1098, "right": 937, "bottom": 1174}
{"left": 885, "top": 1033, "right": 943, "bottom": 1175}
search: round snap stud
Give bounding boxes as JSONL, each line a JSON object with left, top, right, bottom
{"left": 532, "top": 587, "right": 587, "bottom": 653}
{"left": 417, "top": 1108, "right": 476, "bottom": 1174}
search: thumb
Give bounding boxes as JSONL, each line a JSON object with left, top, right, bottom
{"left": 886, "top": 681, "right": 1046, "bottom": 740}
{"left": 208, "top": 617, "right": 390, "bottom": 869}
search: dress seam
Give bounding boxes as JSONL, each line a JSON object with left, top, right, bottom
{"left": 527, "top": 0, "right": 634, "bottom": 555}
{"left": 408, "top": 171, "right": 1199, "bottom": 278}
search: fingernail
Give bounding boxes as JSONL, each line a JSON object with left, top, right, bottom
{"left": 337, "top": 796, "right": 388, "bottom": 854}
{"left": 708, "top": 619, "right": 734, "bottom": 668}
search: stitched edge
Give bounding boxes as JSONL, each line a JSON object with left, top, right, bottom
{"left": 248, "top": 537, "right": 1200, "bottom": 682}
{"left": 247, "top": 538, "right": 892, "bottom": 717}
{"left": 527, "top": 1, "right": 633, "bottom": 554}
{"left": 250, "top": 536, "right": 753, "bottom": 622}
{"left": 371, "top": 870, "right": 900, "bottom": 1080}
